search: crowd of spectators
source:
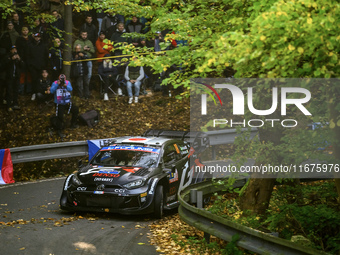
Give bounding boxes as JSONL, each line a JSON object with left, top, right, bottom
{"left": 0, "top": 5, "right": 182, "bottom": 136}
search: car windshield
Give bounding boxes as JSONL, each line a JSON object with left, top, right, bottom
{"left": 91, "top": 145, "right": 160, "bottom": 167}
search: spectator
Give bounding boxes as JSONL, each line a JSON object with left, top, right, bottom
{"left": 50, "top": 9, "right": 64, "bottom": 38}
{"left": 73, "top": 31, "right": 95, "bottom": 95}
{"left": 26, "top": 33, "right": 49, "bottom": 101}
{"left": 110, "top": 23, "right": 128, "bottom": 67}
{"left": 11, "top": 13, "right": 23, "bottom": 34}
{"left": 36, "top": 69, "right": 53, "bottom": 103}
{"left": 95, "top": 31, "right": 112, "bottom": 62}
{"left": 50, "top": 0, "right": 64, "bottom": 17}
{"left": 79, "top": 15, "right": 98, "bottom": 46}
{"left": 98, "top": 54, "right": 118, "bottom": 101}
{"left": 126, "top": 16, "right": 145, "bottom": 48}
{"left": 30, "top": 18, "right": 47, "bottom": 43}
{"left": 101, "top": 13, "right": 119, "bottom": 38}
{"left": 0, "top": 21, "right": 20, "bottom": 51}
{"left": 124, "top": 59, "right": 144, "bottom": 104}
{"left": 49, "top": 37, "right": 63, "bottom": 81}
{"left": 15, "top": 26, "right": 31, "bottom": 94}
{"left": 146, "top": 31, "right": 166, "bottom": 52}
{"left": 0, "top": 48, "right": 7, "bottom": 106}
{"left": 96, "top": 10, "right": 106, "bottom": 35}
{"left": 6, "top": 45, "right": 24, "bottom": 112}
{"left": 71, "top": 44, "right": 89, "bottom": 99}
{"left": 48, "top": 74, "right": 79, "bottom": 138}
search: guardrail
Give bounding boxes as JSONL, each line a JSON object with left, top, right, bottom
{"left": 9, "top": 128, "right": 258, "bottom": 164}
{"left": 178, "top": 180, "right": 329, "bottom": 255}
{"left": 10, "top": 141, "right": 88, "bottom": 164}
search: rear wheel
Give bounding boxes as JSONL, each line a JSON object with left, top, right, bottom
{"left": 154, "top": 185, "right": 164, "bottom": 219}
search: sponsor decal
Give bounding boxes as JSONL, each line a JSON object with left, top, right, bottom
{"left": 166, "top": 201, "right": 180, "bottom": 207}
{"left": 80, "top": 167, "right": 121, "bottom": 176}
{"left": 169, "top": 169, "right": 179, "bottom": 183}
{"left": 149, "top": 178, "right": 158, "bottom": 194}
{"left": 141, "top": 196, "right": 146, "bottom": 203}
{"left": 140, "top": 192, "right": 147, "bottom": 198}
{"left": 167, "top": 194, "right": 176, "bottom": 202}
{"left": 94, "top": 191, "right": 104, "bottom": 194}
{"left": 113, "top": 188, "right": 126, "bottom": 194}
{"left": 94, "top": 177, "right": 113, "bottom": 182}
{"left": 174, "top": 144, "right": 180, "bottom": 154}
{"left": 122, "top": 167, "right": 140, "bottom": 173}
{"left": 93, "top": 173, "right": 120, "bottom": 178}
{"left": 101, "top": 146, "right": 160, "bottom": 154}
{"left": 77, "top": 187, "right": 87, "bottom": 191}
{"left": 99, "top": 170, "right": 120, "bottom": 174}
{"left": 128, "top": 138, "right": 147, "bottom": 141}
{"left": 179, "top": 145, "right": 188, "bottom": 151}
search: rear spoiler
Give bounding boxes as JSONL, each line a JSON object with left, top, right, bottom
{"left": 142, "top": 129, "right": 210, "bottom": 153}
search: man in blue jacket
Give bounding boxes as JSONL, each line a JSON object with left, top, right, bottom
{"left": 49, "top": 74, "right": 79, "bottom": 138}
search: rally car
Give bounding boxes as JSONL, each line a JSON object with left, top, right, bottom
{"left": 60, "top": 130, "right": 209, "bottom": 218}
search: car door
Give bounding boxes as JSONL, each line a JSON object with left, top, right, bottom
{"left": 163, "top": 141, "right": 189, "bottom": 202}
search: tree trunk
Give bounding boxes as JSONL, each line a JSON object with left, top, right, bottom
{"left": 239, "top": 176, "right": 276, "bottom": 215}
{"left": 239, "top": 110, "right": 284, "bottom": 215}
{"left": 62, "top": 2, "right": 72, "bottom": 78}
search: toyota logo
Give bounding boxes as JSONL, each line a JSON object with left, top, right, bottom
{"left": 97, "top": 184, "right": 105, "bottom": 191}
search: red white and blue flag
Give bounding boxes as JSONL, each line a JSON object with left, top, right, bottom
{"left": 0, "top": 149, "right": 15, "bottom": 185}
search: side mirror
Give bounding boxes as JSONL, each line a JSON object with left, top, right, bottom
{"left": 78, "top": 160, "right": 83, "bottom": 168}
{"left": 171, "top": 165, "right": 176, "bottom": 173}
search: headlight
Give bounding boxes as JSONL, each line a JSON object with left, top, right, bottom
{"left": 123, "top": 179, "right": 144, "bottom": 189}
{"left": 72, "top": 175, "right": 83, "bottom": 186}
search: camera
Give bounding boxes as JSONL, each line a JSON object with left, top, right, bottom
{"left": 59, "top": 75, "right": 66, "bottom": 86}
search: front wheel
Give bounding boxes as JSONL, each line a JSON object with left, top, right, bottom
{"left": 154, "top": 185, "right": 164, "bottom": 219}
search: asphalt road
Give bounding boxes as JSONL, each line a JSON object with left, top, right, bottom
{"left": 0, "top": 178, "right": 160, "bottom": 255}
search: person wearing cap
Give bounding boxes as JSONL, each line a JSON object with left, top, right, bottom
{"left": 0, "top": 21, "right": 20, "bottom": 51}
{"left": 30, "top": 18, "right": 47, "bottom": 42}
{"left": 5, "top": 45, "right": 24, "bottom": 112}
{"left": 48, "top": 74, "right": 79, "bottom": 138}
{"left": 26, "top": 32, "right": 49, "bottom": 101}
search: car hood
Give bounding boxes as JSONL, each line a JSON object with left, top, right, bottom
{"left": 76, "top": 165, "right": 150, "bottom": 185}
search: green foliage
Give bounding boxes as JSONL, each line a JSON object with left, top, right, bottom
{"left": 208, "top": 181, "right": 340, "bottom": 254}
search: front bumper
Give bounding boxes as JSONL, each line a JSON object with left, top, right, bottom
{"left": 60, "top": 188, "right": 154, "bottom": 215}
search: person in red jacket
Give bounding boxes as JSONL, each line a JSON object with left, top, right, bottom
{"left": 95, "top": 31, "right": 112, "bottom": 62}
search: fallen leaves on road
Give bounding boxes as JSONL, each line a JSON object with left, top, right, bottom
{"left": 73, "top": 242, "right": 96, "bottom": 254}
{"left": 148, "top": 214, "right": 228, "bottom": 255}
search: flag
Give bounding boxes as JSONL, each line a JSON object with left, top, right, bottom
{"left": 0, "top": 149, "right": 15, "bottom": 185}
{"left": 87, "top": 138, "right": 115, "bottom": 161}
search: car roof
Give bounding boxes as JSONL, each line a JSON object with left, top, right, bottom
{"left": 111, "top": 136, "right": 180, "bottom": 147}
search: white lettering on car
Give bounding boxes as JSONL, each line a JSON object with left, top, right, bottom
{"left": 94, "top": 177, "right": 113, "bottom": 182}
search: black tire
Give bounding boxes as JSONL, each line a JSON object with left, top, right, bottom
{"left": 154, "top": 185, "right": 164, "bottom": 219}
